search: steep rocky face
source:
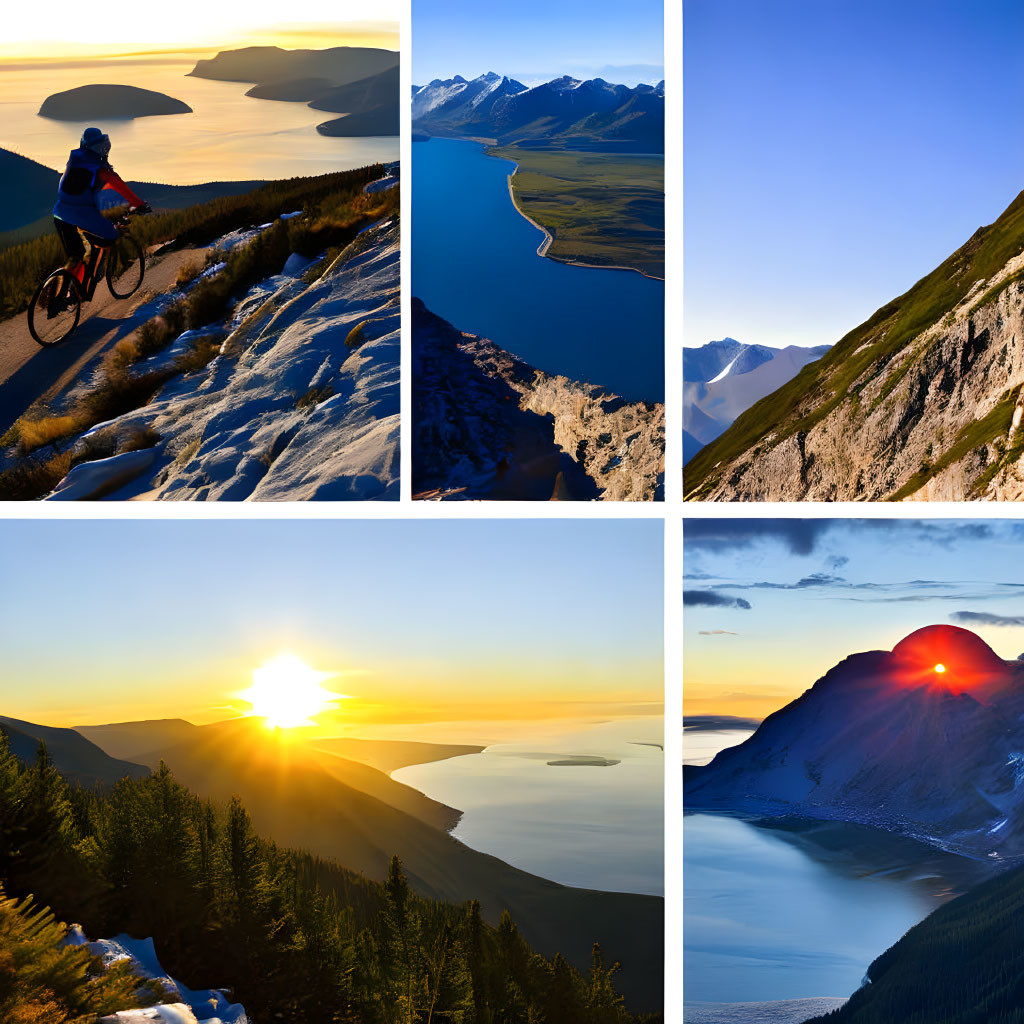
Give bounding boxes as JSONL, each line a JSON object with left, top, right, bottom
{"left": 686, "top": 191, "right": 1024, "bottom": 501}
{"left": 686, "top": 626, "right": 1024, "bottom": 860}
{"left": 413, "top": 300, "right": 663, "bottom": 500}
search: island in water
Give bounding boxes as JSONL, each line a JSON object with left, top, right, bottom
{"left": 39, "top": 84, "right": 192, "bottom": 120}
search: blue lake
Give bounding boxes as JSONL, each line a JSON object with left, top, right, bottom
{"left": 412, "top": 138, "right": 664, "bottom": 404}
{"left": 684, "top": 812, "right": 981, "bottom": 1005}
{"left": 394, "top": 718, "right": 663, "bottom": 896}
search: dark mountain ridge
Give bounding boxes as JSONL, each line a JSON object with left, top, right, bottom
{"left": 0, "top": 716, "right": 146, "bottom": 786}
{"left": 0, "top": 146, "right": 264, "bottom": 241}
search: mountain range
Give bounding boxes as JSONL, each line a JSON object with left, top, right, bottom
{"left": 188, "top": 46, "right": 399, "bottom": 137}
{"left": 686, "top": 625, "right": 1024, "bottom": 861}
{"left": 10, "top": 712, "right": 662, "bottom": 1011}
{"left": 683, "top": 338, "right": 829, "bottom": 464}
{"left": 685, "top": 188, "right": 1024, "bottom": 500}
{"left": 412, "top": 72, "right": 664, "bottom": 152}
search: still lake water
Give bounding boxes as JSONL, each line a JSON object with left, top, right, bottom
{"left": 394, "top": 717, "right": 663, "bottom": 896}
{"left": 412, "top": 137, "right": 664, "bottom": 404}
{"left": 684, "top": 727, "right": 978, "bottom": 1005}
{"left": 0, "top": 56, "right": 397, "bottom": 183}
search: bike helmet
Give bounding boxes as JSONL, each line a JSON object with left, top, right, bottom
{"left": 81, "top": 127, "right": 111, "bottom": 158}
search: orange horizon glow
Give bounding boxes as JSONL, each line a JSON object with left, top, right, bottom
{"left": 0, "top": 12, "right": 398, "bottom": 61}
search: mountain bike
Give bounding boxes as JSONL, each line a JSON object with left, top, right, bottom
{"left": 27, "top": 212, "right": 147, "bottom": 347}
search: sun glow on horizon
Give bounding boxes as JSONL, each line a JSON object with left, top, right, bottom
{"left": 935, "top": 663, "right": 947, "bottom": 674}
{"left": 239, "top": 653, "right": 350, "bottom": 729}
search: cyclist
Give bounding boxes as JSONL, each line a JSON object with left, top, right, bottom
{"left": 49, "top": 127, "right": 150, "bottom": 304}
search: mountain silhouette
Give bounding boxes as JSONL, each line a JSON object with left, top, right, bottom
{"left": 0, "top": 716, "right": 146, "bottom": 786}
{"left": 686, "top": 625, "right": 1024, "bottom": 859}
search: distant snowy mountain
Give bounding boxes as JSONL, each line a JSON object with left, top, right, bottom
{"left": 686, "top": 625, "right": 1024, "bottom": 861}
{"left": 683, "top": 338, "right": 829, "bottom": 463}
{"left": 413, "top": 72, "right": 663, "bottom": 151}
{"left": 412, "top": 72, "right": 528, "bottom": 121}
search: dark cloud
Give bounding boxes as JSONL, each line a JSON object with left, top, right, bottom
{"left": 951, "top": 611, "right": 1024, "bottom": 627}
{"left": 683, "top": 519, "right": 1003, "bottom": 557}
{"left": 683, "top": 590, "right": 751, "bottom": 610}
{"left": 698, "top": 629, "right": 738, "bottom": 635}
{"left": 683, "top": 519, "right": 832, "bottom": 555}
{"left": 829, "top": 555, "right": 850, "bottom": 571}
{"left": 795, "top": 572, "right": 846, "bottom": 588}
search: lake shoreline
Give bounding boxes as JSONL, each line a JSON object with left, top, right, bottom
{"left": 500, "top": 156, "right": 666, "bottom": 282}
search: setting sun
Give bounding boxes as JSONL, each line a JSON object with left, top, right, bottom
{"left": 935, "top": 663, "right": 946, "bottom": 674}
{"left": 239, "top": 653, "right": 348, "bottom": 729}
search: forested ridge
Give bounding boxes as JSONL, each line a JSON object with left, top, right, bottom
{"left": 0, "top": 733, "right": 656, "bottom": 1022}
{"left": 807, "top": 858, "right": 1024, "bottom": 1024}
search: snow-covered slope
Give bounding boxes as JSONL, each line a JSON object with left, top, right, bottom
{"left": 46, "top": 218, "right": 399, "bottom": 501}
{"left": 411, "top": 72, "right": 527, "bottom": 122}
{"left": 64, "top": 927, "right": 247, "bottom": 1024}
{"left": 686, "top": 625, "right": 1024, "bottom": 861}
{"left": 683, "top": 339, "right": 829, "bottom": 458}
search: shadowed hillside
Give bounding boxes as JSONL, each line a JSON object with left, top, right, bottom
{"left": 121, "top": 717, "right": 662, "bottom": 1011}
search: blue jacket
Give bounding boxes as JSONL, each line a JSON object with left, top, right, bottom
{"left": 56, "top": 147, "right": 108, "bottom": 208}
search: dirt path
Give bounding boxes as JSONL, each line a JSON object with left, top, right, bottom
{"left": 0, "top": 246, "right": 200, "bottom": 435}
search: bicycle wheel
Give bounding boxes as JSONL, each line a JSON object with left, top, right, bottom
{"left": 28, "top": 270, "right": 81, "bottom": 347}
{"left": 106, "top": 233, "right": 145, "bottom": 299}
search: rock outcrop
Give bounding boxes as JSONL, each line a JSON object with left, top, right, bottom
{"left": 413, "top": 299, "right": 664, "bottom": 500}
{"left": 685, "top": 189, "right": 1024, "bottom": 501}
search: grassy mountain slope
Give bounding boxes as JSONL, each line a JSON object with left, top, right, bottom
{"left": 685, "top": 189, "right": 1024, "bottom": 499}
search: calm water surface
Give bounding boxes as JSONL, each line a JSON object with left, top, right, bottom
{"left": 394, "top": 717, "right": 663, "bottom": 896}
{"left": 0, "top": 56, "right": 397, "bottom": 183}
{"left": 412, "top": 137, "right": 664, "bottom": 403}
{"left": 684, "top": 727, "right": 981, "bottom": 1004}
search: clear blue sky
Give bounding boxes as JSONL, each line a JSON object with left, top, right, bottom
{"left": 413, "top": 0, "right": 664, "bottom": 86}
{"left": 685, "top": 0, "right": 1024, "bottom": 349}
{"left": 0, "top": 519, "right": 662, "bottom": 725}
{"left": 684, "top": 519, "right": 1024, "bottom": 717}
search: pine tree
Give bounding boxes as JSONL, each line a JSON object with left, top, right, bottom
{"left": 382, "top": 855, "right": 422, "bottom": 1024}
{"left": 0, "top": 733, "right": 24, "bottom": 875}
{"left": 0, "top": 885, "right": 164, "bottom": 1023}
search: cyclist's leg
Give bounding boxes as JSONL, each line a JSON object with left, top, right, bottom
{"left": 54, "top": 217, "right": 86, "bottom": 285}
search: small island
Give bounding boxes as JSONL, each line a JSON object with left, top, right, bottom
{"left": 547, "top": 756, "right": 621, "bottom": 767}
{"left": 39, "top": 84, "right": 193, "bottom": 121}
